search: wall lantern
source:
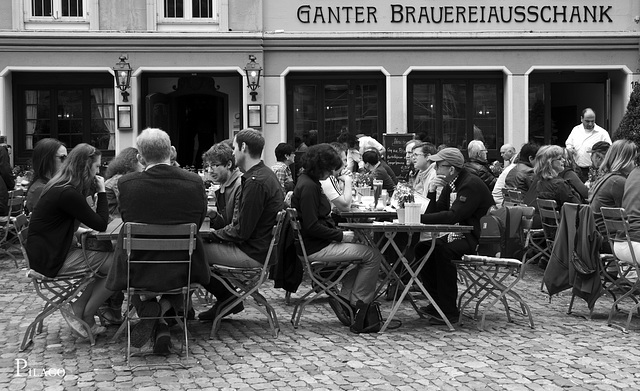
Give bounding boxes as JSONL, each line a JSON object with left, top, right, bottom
{"left": 244, "top": 55, "right": 262, "bottom": 102}
{"left": 113, "top": 54, "right": 133, "bottom": 102}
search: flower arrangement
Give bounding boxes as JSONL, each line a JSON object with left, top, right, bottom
{"left": 393, "top": 183, "right": 415, "bottom": 208}
{"left": 353, "top": 170, "right": 374, "bottom": 188}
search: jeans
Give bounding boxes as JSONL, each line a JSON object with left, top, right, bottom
{"left": 308, "top": 242, "right": 382, "bottom": 304}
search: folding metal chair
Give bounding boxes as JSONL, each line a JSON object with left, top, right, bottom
{"left": 17, "top": 217, "right": 99, "bottom": 351}
{"left": 536, "top": 199, "right": 561, "bottom": 290}
{"left": 0, "top": 190, "right": 26, "bottom": 267}
{"left": 287, "top": 208, "right": 363, "bottom": 328}
{"left": 120, "top": 222, "right": 197, "bottom": 367}
{"left": 600, "top": 207, "right": 640, "bottom": 332}
{"left": 209, "top": 210, "right": 286, "bottom": 339}
{"left": 455, "top": 206, "right": 535, "bottom": 330}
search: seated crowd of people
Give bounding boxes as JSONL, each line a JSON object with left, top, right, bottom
{"left": 14, "top": 115, "right": 640, "bottom": 352}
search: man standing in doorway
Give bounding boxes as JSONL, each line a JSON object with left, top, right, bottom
{"left": 565, "top": 108, "right": 611, "bottom": 182}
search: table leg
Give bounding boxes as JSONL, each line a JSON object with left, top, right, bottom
{"left": 380, "top": 235, "right": 456, "bottom": 332}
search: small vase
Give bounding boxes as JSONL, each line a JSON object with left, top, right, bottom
{"left": 397, "top": 209, "right": 406, "bottom": 224}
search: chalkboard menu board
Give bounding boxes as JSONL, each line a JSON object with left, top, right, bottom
{"left": 383, "top": 133, "right": 415, "bottom": 179}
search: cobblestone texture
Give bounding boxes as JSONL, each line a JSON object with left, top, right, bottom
{"left": 2, "top": 256, "right": 640, "bottom": 389}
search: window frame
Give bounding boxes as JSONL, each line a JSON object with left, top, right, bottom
{"left": 286, "top": 72, "right": 387, "bottom": 145}
{"left": 407, "top": 72, "right": 504, "bottom": 159}
{"left": 154, "top": 0, "right": 224, "bottom": 31}
{"left": 12, "top": 72, "right": 116, "bottom": 165}
{"left": 20, "top": 0, "right": 93, "bottom": 30}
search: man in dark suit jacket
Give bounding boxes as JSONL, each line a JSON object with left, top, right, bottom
{"left": 105, "top": 127, "right": 209, "bottom": 353}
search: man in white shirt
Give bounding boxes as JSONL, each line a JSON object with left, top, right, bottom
{"left": 565, "top": 108, "right": 612, "bottom": 182}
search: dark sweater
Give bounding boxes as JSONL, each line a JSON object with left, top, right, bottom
{"left": 291, "top": 173, "right": 343, "bottom": 255}
{"left": 27, "top": 185, "right": 109, "bottom": 278}
{"left": 421, "top": 168, "right": 494, "bottom": 243}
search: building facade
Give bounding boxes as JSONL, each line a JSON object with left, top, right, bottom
{"left": 1, "top": 0, "right": 639, "bottom": 167}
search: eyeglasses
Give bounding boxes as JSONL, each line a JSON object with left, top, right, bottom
{"left": 56, "top": 154, "right": 67, "bottom": 162}
{"left": 437, "top": 163, "right": 452, "bottom": 169}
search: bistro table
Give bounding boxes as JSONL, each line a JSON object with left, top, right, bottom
{"left": 339, "top": 221, "right": 472, "bottom": 332}
{"left": 93, "top": 217, "right": 211, "bottom": 241}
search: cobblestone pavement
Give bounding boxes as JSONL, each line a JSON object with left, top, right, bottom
{"left": 2, "top": 255, "right": 640, "bottom": 390}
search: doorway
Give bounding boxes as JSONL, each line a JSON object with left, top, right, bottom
{"left": 145, "top": 76, "right": 229, "bottom": 168}
{"left": 529, "top": 72, "right": 609, "bottom": 146}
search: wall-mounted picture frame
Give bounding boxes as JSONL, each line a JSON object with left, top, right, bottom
{"left": 248, "top": 104, "right": 262, "bottom": 128}
{"left": 265, "top": 104, "right": 279, "bottom": 124}
{"left": 117, "top": 105, "right": 132, "bottom": 129}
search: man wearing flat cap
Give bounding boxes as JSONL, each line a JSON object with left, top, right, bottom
{"left": 413, "top": 147, "right": 494, "bottom": 324}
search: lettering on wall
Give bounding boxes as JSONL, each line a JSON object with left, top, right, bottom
{"left": 297, "top": 4, "right": 613, "bottom": 24}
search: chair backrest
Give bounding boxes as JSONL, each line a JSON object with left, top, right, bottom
{"left": 8, "top": 190, "right": 25, "bottom": 218}
{"left": 286, "top": 208, "right": 313, "bottom": 272}
{"left": 507, "top": 189, "right": 525, "bottom": 205}
{"left": 537, "top": 198, "right": 560, "bottom": 245}
{"left": 124, "top": 222, "right": 197, "bottom": 292}
{"left": 16, "top": 225, "right": 30, "bottom": 268}
{"left": 264, "top": 210, "right": 287, "bottom": 267}
{"left": 600, "top": 207, "right": 639, "bottom": 266}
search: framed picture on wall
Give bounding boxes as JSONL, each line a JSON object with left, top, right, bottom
{"left": 248, "top": 104, "right": 261, "bottom": 128}
{"left": 117, "top": 105, "right": 132, "bottom": 129}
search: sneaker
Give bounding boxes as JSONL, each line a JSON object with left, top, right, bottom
{"left": 328, "top": 296, "right": 353, "bottom": 326}
{"left": 198, "top": 302, "right": 244, "bottom": 322}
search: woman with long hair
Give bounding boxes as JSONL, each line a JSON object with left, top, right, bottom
{"left": 559, "top": 147, "right": 589, "bottom": 202}
{"left": 26, "top": 143, "right": 114, "bottom": 339}
{"left": 26, "top": 138, "right": 66, "bottom": 213}
{"left": 589, "top": 139, "right": 637, "bottom": 239}
{"left": 528, "top": 145, "right": 582, "bottom": 209}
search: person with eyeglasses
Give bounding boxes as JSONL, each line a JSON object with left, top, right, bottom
{"left": 25, "top": 138, "right": 66, "bottom": 213}
{"left": 412, "top": 142, "right": 438, "bottom": 198}
{"left": 523, "top": 145, "right": 582, "bottom": 228}
{"left": 463, "top": 140, "right": 497, "bottom": 191}
{"left": 413, "top": 147, "right": 495, "bottom": 324}
{"left": 203, "top": 141, "right": 242, "bottom": 230}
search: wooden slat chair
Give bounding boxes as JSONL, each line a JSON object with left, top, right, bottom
{"left": 17, "top": 215, "right": 99, "bottom": 351}
{"left": 600, "top": 207, "right": 640, "bottom": 332}
{"left": 454, "top": 205, "right": 535, "bottom": 330}
{"left": 287, "top": 208, "right": 363, "bottom": 328}
{"left": 208, "top": 210, "right": 286, "bottom": 339}
{"left": 113, "top": 222, "right": 198, "bottom": 367}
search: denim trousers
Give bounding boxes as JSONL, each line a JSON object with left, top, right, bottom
{"left": 202, "top": 242, "right": 262, "bottom": 301}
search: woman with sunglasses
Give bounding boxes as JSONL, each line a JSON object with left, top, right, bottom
{"left": 26, "top": 138, "right": 67, "bottom": 213}
{"left": 26, "top": 143, "right": 114, "bottom": 339}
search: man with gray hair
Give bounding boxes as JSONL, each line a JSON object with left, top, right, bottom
{"left": 107, "top": 127, "right": 210, "bottom": 353}
{"left": 463, "top": 139, "right": 496, "bottom": 190}
{"left": 500, "top": 143, "right": 517, "bottom": 168}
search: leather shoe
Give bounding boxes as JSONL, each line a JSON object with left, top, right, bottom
{"left": 153, "top": 323, "right": 173, "bottom": 354}
{"left": 327, "top": 296, "right": 353, "bottom": 326}
{"left": 198, "top": 302, "right": 244, "bottom": 321}
{"left": 418, "top": 305, "right": 438, "bottom": 317}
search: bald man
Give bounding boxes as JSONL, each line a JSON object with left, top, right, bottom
{"left": 499, "top": 144, "right": 517, "bottom": 168}
{"left": 565, "top": 108, "right": 611, "bottom": 182}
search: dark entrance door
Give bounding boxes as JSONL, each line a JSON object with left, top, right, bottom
{"left": 529, "top": 72, "right": 609, "bottom": 146}
{"left": 145, "top": 76, "right": 229, "bottom": 168}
